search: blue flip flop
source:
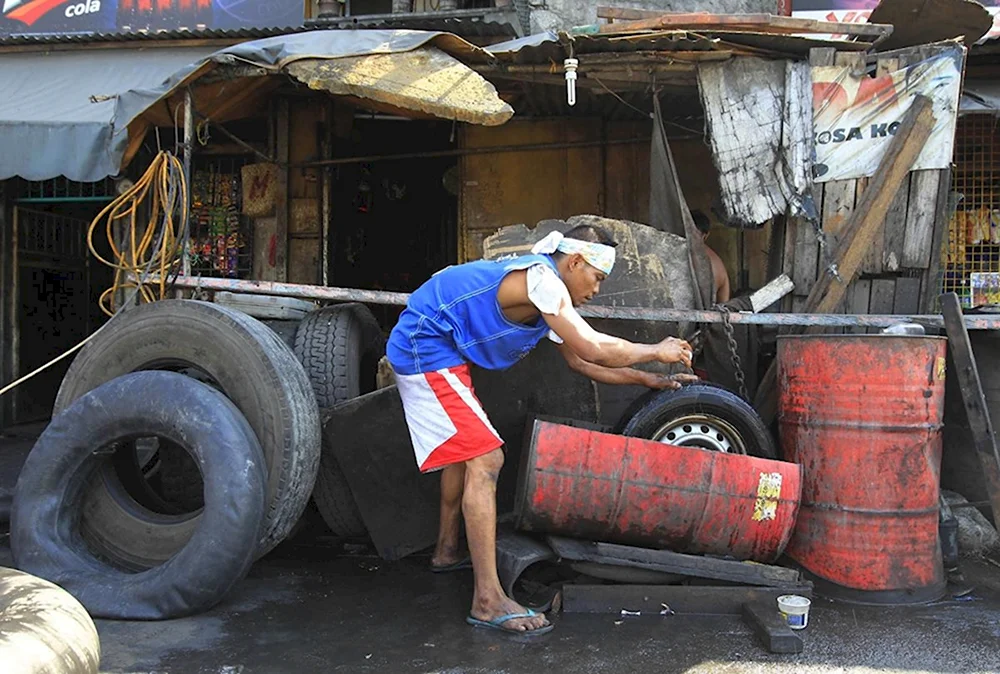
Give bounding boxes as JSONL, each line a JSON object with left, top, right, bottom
{"left": 430, "top": 557, "right": 473, "bottom": 573}
{"left": 466, "top": 609, "right": 554, "bottom": 636}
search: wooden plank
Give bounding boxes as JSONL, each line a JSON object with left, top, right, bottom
{"left": 595, "top": 10, "right": 892, "bottom": 38}
{"left": 879, "top": 55, "right": 910, "bottom": 273}
{"left": 803, "top": 96, "right": 935, "bottom": 314}
{"left": 548, "top": 537, "right": 801, "bottom": 587}
{"left": 846, "top": 279, "right": 871, "bottom": 335}
{"left": 274, "top": 99, "right": 290, "bottom": 283}
{"left": 941, "top": 292, "right": 1000, "bottom": 523}
{"left": 561, "top": 583, "right": 815, "bottom": 616}
{"left": 870, "top": 279, "right": 897, "bottom": 314}
{"left": 903, "top": 169, "right": 943, "bottom": 268}
{"left": 921, "top": 166, "right": 953, "bottom": 312}
{"left": 743, "top": 602, "right": 804, "bottom": 654}
{"left": 861, "top": 57, "right": 898, "bottom": 273}
{"left": 820, "top": 53, "right": 864, "bottom": 258}
{"left": 251, "top": 216, "right": 280, "bottom": 282}
{"left": 755, "top": 96, "right": 936, "bottom": 423}
{"left": 893, "top": 277, "right": 922, "bottom": 315}
{"left": 750, "top": 274, "right": 795, "bottom": 313}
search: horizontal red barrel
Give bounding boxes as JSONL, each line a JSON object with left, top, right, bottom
{"left": 515, "top": 421, "right": 802, "bottom": 562}
{"left": 779, "top": 335, "right": 947, "bottom": 604}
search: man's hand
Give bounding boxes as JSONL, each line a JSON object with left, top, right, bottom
{"left": 638, "top": 371, "right": 700, "bottom": 390}
{"left": 656, "top": 337, "right": 694, "bottom": 368}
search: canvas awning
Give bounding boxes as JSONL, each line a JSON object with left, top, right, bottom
{"left": 0, "top": 30, "right": 512, "bottom": 182}
{"left": 0, "top": 47, "right": 215, "bottom": 182}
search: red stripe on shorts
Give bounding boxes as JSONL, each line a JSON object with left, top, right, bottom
{"left": 420, "top": 366, "right": 502, "bottom": 472}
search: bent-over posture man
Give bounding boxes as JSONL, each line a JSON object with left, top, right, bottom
{"left": 386, "top": 225, "right": 696, "bottom": 635}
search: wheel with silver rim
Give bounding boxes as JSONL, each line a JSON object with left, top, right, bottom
{"left": 616, "top": 383, "right": 776, "bottom": 459}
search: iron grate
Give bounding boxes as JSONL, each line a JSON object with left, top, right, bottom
{"left": 945, "top": 114, "right": 1000, "bottom": 307}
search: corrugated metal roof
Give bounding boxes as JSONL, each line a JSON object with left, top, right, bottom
{"left": 307, "top": 8, "right": 522, "bottom": 41}
{"left": 0, "top": 25, "right": 309, "bottom": 47}
{"left": 0, "top": 8, "right": 521, "bottom": 48}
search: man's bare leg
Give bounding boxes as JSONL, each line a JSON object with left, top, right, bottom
{"left": 431, "top": 463, "right": 466, "bottom": 567}
{"left": 464, "top": 448, "right": 549, "bottom": 632}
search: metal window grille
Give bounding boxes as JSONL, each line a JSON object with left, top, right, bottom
{"left": 16, "top": 208, "right": 88, "bottom": 260}
{"left": 14, "top": 177, "right": 117, "bottom": 203}
{"left": 945, "top": 114, "right": 1000, "bottom": 307}
{"left": 188, "top": 157, "right": 253, "bottom": 279}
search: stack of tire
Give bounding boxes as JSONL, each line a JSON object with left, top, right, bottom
{"left": 9, "top": 299, "right": 383, "bottom": 622}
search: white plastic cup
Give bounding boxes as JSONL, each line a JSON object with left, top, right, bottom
{"left": 777, "top": 594, "right": 811, "bottom": 630}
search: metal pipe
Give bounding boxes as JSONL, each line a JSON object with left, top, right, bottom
{"left": 297, "top": 137, "right": 652, "bottom": 168}
{"left": 181, "top": 89, "right": 194, "bottom": 282}
{"left": 163, "top": 275, "right": 1000, "bottom": 330}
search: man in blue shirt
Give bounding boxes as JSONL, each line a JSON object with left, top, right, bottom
{"left": 387, "top": 224, "right": 695, "bottom": 635}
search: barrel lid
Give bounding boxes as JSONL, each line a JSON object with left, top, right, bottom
{"left": 776, "top": 334, "right": 946, "bottom": 341}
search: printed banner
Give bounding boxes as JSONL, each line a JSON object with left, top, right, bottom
{"left": 811, "top": 49, "right": 963, "bottom": 182}
{"left": 792, "top": 1, "right": 1000, "bottom": 43}
{"left": 0, "top": 0, "right": 304, "bottom": 36}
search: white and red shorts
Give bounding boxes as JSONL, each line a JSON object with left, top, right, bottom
{"left": 394, "top": 364, "right": 503, "bottom": 473}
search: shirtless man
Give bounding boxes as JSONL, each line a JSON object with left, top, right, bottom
{"left": 691, "top": 210, "right": 731, "bottom": 303}
{"left": 386, "top": 224, "right": 696, "bottom": 636}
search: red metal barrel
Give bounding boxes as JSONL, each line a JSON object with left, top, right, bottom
{"left": 778, "top": 335, "right": 947, "bottom": 604}
{"left": 515, "top": 421, "right": 802, "bottom": 562}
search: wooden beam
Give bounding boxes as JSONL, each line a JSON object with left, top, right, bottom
{"left": 940, "top": 292, "right": 1000, "bottom": 524}
{"left": 120, "top": 120, "right": 150, "bottom": 173}
{"left": 921, "top": 165, "right": 954, "bottom": 312}
{"left": 743, "top": 602, "right": 804, "bottom": 654}
{"left": 561, "top": 583, "right": 814, "bottom": 615}
{"left": 274, "top": 99, "right": 290, "bottom": 283}
{"left": 803, "top": 96, "right": 935, "bottom": 314}
{"left": 754, "top": 95, "right": 936, "bottom": 422}
{"left": 199, "top": 77, "right": 280, "bottom": 125}
{"left": 596, "top": 10, "right": 892, "bottom": 39}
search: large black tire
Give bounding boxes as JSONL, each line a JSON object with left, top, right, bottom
{"left": 616, "top": 383, "right": 777, "bottom": 459}
{"left": 13, "top": 372, "right": 266, "bottom": 620}
{"left": 53, "top": 300, "right": 320, "bottom": 567}
{"left": 0, "top": 567, "right": 101, "bottom": 674}
{"left": 294, "top": 305, "right": 383, "bottom": 538}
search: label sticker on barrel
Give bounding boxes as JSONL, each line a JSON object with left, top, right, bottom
{"left": 753, "top": 472, "right": 783, "bottom": 522}
{"left": 935, "top": 357, "right": 947, "bottom": 381}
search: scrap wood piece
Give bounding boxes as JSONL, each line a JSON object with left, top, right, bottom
{"left": 868, "top": 0, "right": 991, "bottom": 52}
{"left": 940, "top": 292, "right": 1000, "bottom": 523}
{"left": 561, "top": 583, "right": 814, "bottom": 615}
{"left": 596, "top": 10, "right": 892, "bottom": 39}
{"left": 548, "top": 537, "right": 801, "bottom": 587}
{"left": 743, "top": 601, "right": 804, "bottom": 654}
{"left": 753, "top": 95, "right": 936, "bottom": 424}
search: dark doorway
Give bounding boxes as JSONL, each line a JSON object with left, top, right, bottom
{"left": 329, "top": 118, "right": 458, "bottom": 327}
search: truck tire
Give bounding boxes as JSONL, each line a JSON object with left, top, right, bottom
{"left": 0, "top": 567, "right": 101, "bottom": 674}
{"left": 616, "top": 383, "right": 777, "bottom": 459}
{"left": 13, "top": 372, "right": 266, "bottom": 619}
{"left": 53, "top": 300, "right": 320, "bottom": 567}
{"left": 294, "top": 305, "right": 383, "bottom": 538}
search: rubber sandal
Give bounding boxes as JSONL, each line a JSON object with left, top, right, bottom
{"left": 430, "top": 557, "right": 472, "bottom": 573}
{"left": 466, "top": 609, "right": 554, "bottom": 636}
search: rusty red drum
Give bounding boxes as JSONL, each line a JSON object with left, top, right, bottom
{"left": 514, "top": 421, "right": 802, "bottom": 562}
{"left": 778, "top": 335, "right": 947, "bottom": 604}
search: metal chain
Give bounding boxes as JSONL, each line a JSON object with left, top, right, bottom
{"left": 716, "top": 304, "right": 749, "bottom": 401}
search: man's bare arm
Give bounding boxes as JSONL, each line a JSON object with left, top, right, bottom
{"left": 542, "top": 285, "right": 692, "bottom": 369}
{"left": 557, "top": 344, "right": 699, "bottom": 389}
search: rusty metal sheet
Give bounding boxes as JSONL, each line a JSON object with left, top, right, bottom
{"left": 286, "top": 47, "right": 513, "bottom": 126}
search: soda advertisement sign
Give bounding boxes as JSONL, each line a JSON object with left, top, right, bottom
{"left": 812, "top": 48, "right": 963, "bottom": 182}
{"left": 0, "top": 0, "right": 304, "bottom": 36}
{"left": 793, "top": 0, "right": 1000, "bottom": 42}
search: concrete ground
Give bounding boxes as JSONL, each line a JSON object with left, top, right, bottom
{"left": 2, "top": 533, "right": 998, "bottom": 674}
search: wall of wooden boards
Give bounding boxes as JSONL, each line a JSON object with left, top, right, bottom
{"left": 458, "top": 119, "right": 733, "bottom": 277}
{"left": 779, "top": 47, "right": 954, "bottom": 318}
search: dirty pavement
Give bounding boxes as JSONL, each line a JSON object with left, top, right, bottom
{"left": 1, "top": 533, "right": 995, "bottom": 674}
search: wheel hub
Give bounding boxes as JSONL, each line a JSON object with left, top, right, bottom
{"left": 652, "top": 413, "right": 747, "bottom": 454}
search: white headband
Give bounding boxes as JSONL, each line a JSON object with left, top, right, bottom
{"left": 531, "top": 231, "right": 616, "bottom": 275}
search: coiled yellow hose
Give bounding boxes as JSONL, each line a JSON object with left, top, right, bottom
{"left": 87, "top": 151, "right": 189, "bottom": 316}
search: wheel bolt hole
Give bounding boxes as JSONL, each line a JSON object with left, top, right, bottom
{"left": 700, "top": 425, "right": 710, "bottom": 433}
{"left": 682, "top": 425, "right": 692, "bottom": 433}
{"left": 667, "top": 432, "right": 677, "bottom": 441}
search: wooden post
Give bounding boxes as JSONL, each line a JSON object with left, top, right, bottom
{"left": 941, "top": 292, "right": 1000, "bottom": 523}
{"left": 181, "top": 89, "right": 194, "bottom": 282}
{"left": 0, "top": 184, "right": 11, "bottom": 428}
{"left": 275, "top": 99, "right": 290, "bottom": 282}
{"left": 754, "top": 96, "right": 936, "bottom": 422}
